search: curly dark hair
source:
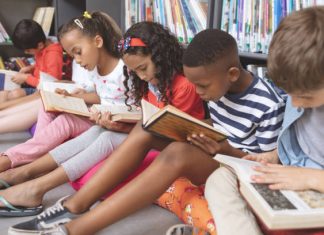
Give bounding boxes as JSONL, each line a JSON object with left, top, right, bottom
{"left": 57, "top": 11, "right": 122, "bottom": 58}
{"left": 121, "top": 22, "right": 184, "bottom": 107}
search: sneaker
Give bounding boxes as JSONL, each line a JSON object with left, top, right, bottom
{"left": 8, "top": 196, "right": 77, "bottom": 234}
{"left": 8, "top": 225, "right": 68, "bottom": 235}
{"left": 166, "top": 224, "right": 210, "bottom": 235}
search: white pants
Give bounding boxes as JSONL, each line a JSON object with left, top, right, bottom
{"left": 205, "top": 167, "right": 263, "bottom": 235}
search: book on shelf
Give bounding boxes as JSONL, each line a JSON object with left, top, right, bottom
{"left": 33, "top": 7, "right": 55, "bottom": 37}
{"left": 215, "top": 154, "right": 324, "bottom": 230}
{"left": 125, "top": 0, "right": 208, "bottom": 43}
{"left": 0, "top": 69, "right": 20, "bottom": 90}
{"left": 40, "top": 90, "right": 91, "bottom": 117}
{"left": 91, "top": 104, "right": 142, "bottom": 123}
{"left": 141, "top": 99, "right": 227, "bottom": 142}
{"left": 0, "top": 21, "right": 10, "bottom": 43}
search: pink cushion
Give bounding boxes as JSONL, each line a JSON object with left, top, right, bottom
{"left": 70, "top": 151, "right": 159, "bottom": 199}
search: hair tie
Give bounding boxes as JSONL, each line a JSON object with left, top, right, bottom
{"left": 118, "top": 37, "right": 146, "bottom": 53}
{"left": 83, "top": 11, "right": 92, "bottom": 19}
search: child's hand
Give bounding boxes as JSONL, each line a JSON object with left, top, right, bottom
{"left": 55, "top": 88, "right": 70, "bottom": 96}
{"left": 251, "top": 164, "right": 318, "bottom": 191}
{"left": 11, "top": 73, "right": 29, "bottom": 85}
{"left": 187, "top": 133, "right": 232, "bottom": 155}
{"left": 90, "top": 111, "right": 130, "bottom": 132}
{"left": 243, "top": 150, "right": 279, "bottom": 164}
{"left": 19, "top": 65, "right": 33, "bottom": 74}
{"left": 71, "top": 88, "right": 87, "bottom": 95}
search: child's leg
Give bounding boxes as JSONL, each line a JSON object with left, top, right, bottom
{"left": 58, "top": 130, "right": 127, "bottom": 181}
{"left": 205, "top": 167, "right": 263, "bottom": 235}
{"left": 0, "top": 99, "right": 41, "bottom": 133}
{"left": 0, "top": 88, "right": 26, "bottom": 103}
{"left": 63, "top": 122, "right": 171, "bottom": 214}
{"left": 0, "top": 91, "right": 39, "bottom": 110}
{"left": 4, "top": 113, "right": 92, "bottom": 168}
{"left": 0, "top": 166, "right": 70, "bottom": 208}
{"left": 157, "top": 178, "right": 216, "bottom": 235}
{"left": 63, "top": 141, "right": 218, "bottom": 235}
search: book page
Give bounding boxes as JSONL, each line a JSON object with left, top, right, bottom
{"left": 38, "top": 71, "right": 58, "bottom": 89}
{"left": 92, "top": 104, "right": 141, "bottom": 115}
{"left": 41, "top": 81, "right": 82, "bottom": 93}
{"left": 0, "top": 69, "right": 20, "bottom": 90}
{"left": 141, "top": 99, "right": 160, "bottom": 124}
{"left": 214, "top": 154, "right": 262, "bottom": 182}
{"left": 40, "top": 90, "right": 90, "bottom": 117}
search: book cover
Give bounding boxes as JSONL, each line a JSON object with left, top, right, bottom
{"left": 0, "top": 69, "right": 20, "bottom": 91}
{"left": 40, "top": 90, "right": 91, "bottom": 117}
{"left": 141, "top": 99, "right": 227, "bottom": 142}
{"left": 215, "top": 154, "right": 324, "bottom": 230}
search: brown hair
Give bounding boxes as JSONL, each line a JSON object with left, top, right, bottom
{"left": 58, "top": 11, "right": 122, "bottom": 58}
{"left": 267, "top": 6, "right": 324, "bottom": 93}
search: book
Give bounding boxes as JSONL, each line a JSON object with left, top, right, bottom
{"left": 214, "top": 154, "right": 324, "bottom": 230}
{"left": 91, "top": 104, "right": 142, "bottom": 123}
{"left": 0, "top": 69, "right": 20, "bottom": 90}
{"left": 141, "top": 99, "right": 227, "bottom": 142}
{"left": 40, "top": 90, "right": 91, "bottom": 117}
{"left": 33, "top": 7, "right": 55, "bottom": 37}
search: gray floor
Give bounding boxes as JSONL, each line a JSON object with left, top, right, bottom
{"left": 0, "top": 132, "right": 180, "bottom": 235}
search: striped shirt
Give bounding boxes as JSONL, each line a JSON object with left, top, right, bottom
{"left": 208, "top": 74, "right": 286, "bottom": 153}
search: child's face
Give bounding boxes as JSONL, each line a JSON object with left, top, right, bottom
{"left": 24, "top": 42, "right": 44, "bottom": 55}
{"left": 290, "top": 87, "right": 324, "bottom": 108}
{"left": 60, "top": 29, "right": 101, "bottom": 71}
{"left": 184, "top": 64, "right": 232, "bottom": 101}
{"left": 122, "top": 53, "right": 158, "bottom": 86}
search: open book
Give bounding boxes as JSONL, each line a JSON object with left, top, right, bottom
{"left": 40, "top": 90, "right": 91, "bottom": 117}
{"left": 0, "top": 69, "right": 20, "bottom": 90}
{"left": 141, "top": 99, "right": 227, "bottom": 142}
{"left": 91, "top": 104, "right": 142, "bottom": 123}
{"left": 215, "top": 154, "right": 324, "bottom": 229}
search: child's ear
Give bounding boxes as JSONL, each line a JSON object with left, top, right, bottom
{"left": 227, "top": 67, "right": 240, "bottom": 82}
{"left": 94, "top": 35, "right": 103, "bottom": 48}
{"left": 37, "top": 42, "right": 45, "bottom": 50}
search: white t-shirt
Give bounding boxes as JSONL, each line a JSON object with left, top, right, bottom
{"left": 90, "top": 60, "right": 127, "bottom": 106}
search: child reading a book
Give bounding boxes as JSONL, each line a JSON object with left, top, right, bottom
{"left": 0, "top": 19, "right": 63, "bottom": 103}
{"left": 0, "top": 60, "right": 95, "bottom": 134}
{"left": 0, "top": 21, "right": 204, "bottom": 218}
{"left": 8, "top": 28, "right": 285, "bottom": 235}
{"left": 0, "top": 11, "right": 126, "bottom": 176}
{"left": 204, "top": 6, "right": 324, "bottom": 235}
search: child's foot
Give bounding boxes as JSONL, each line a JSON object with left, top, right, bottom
{"left": 0, "top": 180, "right": 43, "bottom": 208}
{"left": 0, "top": 165, "right": 31, "bottom": 189}
{"left": 0, "top": 154, "right": 11, "bottom": 173}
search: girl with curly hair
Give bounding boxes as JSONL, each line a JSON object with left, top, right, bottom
{"left": 8, "top": 21, "right": 205, "bottom": 234}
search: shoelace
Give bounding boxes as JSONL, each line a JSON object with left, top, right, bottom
{"left": 37, "top": 201, "right": 64, "bottom": 220}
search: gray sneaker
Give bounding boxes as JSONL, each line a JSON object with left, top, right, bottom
{"left": 166, "top": 224, "right": 211, "bottom": 235}
{"left": 9, "top": 225, "right": 68, "bottom": 235}
{"left": 8, "top": 196, "right": 77, "bottom": 235}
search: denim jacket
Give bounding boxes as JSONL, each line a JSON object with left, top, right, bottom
{"left": 277, "top": 97, "right": 324, "bottom": 169}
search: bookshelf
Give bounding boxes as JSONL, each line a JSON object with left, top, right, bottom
{"left": 0, "top": 0, "right": 85, "bottom": 59}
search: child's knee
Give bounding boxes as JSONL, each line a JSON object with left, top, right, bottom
{"left": 7, "top": 89, "right": 26, "bottom": 100}
{"left": 157, "top": 142, "right": 189, "bottom": 169}
{"left": 205, "top": 167, "right": 237, "bottom": 199}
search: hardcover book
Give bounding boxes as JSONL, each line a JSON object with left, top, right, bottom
{"left": 214, "top": 154, "right": 324, "bottom": 230}
{"left": 141, "top": 99, "right": 227, "bottom": 142}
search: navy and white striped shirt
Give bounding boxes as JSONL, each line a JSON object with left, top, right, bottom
{"left": 208, "top": 74, "right": 286, "bottom": 153}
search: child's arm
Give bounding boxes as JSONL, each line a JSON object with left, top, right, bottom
{"left": 19, "top": 65, "right": 35, "bottom": 74}
{"left": 11, "top": 73, "right": 31, "bottom": 85}
{"left": 187, "top": 134, "right": 247, "bottom": 158}
{"left": 55, "top": 88, "right": 100, "bottom": 104}
{"left": 252, "top": 164, "right": 324, "bottom": 193}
